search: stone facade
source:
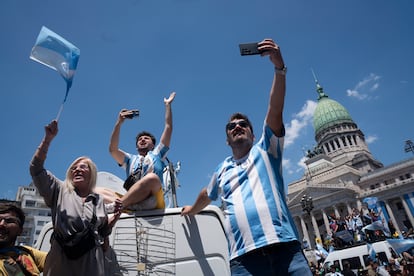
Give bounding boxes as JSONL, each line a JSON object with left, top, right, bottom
{"left": 287, "top": 81, "right": 414, "bottom": 248}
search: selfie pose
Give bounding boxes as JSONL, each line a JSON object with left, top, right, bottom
{"left": 101, "top": 92, "right": 176, "bottom": 212}
{"left": 182, "top": 39, "right": 312, "bottom": 275}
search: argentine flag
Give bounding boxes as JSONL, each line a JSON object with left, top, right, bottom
{"left": 363, "top": 197, "right": 379, "bottom": 212}
{"left": 30, "top": 26, "right": 80, "bottom": 119}
{"left": 367, "top": 243, "right": 377, "bottom": 262}
{"left": 316, "top": 243, "right": 329, "bottom": 259}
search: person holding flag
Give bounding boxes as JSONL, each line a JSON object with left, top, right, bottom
{"left": 30, "top": 120, "right": 121, "bottom": 275}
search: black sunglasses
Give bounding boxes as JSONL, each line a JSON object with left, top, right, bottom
{"left": 0, "top": 216, "right": 21, "bottom": 226}
{"left": 226, "top": 120, "right": 249, "bottom": 131}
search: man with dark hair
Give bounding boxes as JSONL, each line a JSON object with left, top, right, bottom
{"left": 105, "top": 92, "right": 176, "bottom": 212}
{"left": 181, "top": 38, "right": 312, "bottom": 275}
{"left": 136, "top": 131, "right": 156, "bottom": 146}
{"left": 342, "top": 260, "right": 356, "bottom": 276}
{"left": 0, "top": 202, "right": 47, "bottom": 275}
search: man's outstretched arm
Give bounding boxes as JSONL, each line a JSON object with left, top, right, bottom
{"left": 159, "top": 92, "right": 176, "bottom": 147}
{"left": 259, "top": 39, "right": 286, "bottom": 137}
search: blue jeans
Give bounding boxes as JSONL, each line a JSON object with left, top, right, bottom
{"left": 230, "top": 241, "right": 312, "bottom": 276}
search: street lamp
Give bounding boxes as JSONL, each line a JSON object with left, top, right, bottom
{"left": 301, "top": 194, "right": 314, "bottom": 214}
{"left": 404, "top": 140, "right": 414, "bottom": 155}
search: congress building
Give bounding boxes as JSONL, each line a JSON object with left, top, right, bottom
{"left": 287, "top": 80, "right": 414, "bottom": 249}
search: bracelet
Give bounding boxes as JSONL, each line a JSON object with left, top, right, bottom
{"left": 275, "top": 66, "right": 287, "bottom": 75}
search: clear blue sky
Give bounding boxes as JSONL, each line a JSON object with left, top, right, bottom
{"left": 1, "top": 1, "right": 413, "bottom": 206}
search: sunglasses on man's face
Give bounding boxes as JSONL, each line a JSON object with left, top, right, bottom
{"left": 0, "top": 216, "right": 21, "bottom": 226}
{"left": 226, "top": 120, "right": 249, "bottom": 131}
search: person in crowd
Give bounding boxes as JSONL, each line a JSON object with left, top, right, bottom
{"left": 325, "top": 264, "right": 344, "bottom": 276}
{"left": 388, "top": 257, "right": 402, "bottom": 276}
{"left": 181, "top": 38, "right": 312, "bottom": 275}
{"left": 102, "top": 92, "right": 176, "bottom": 212}
{"left": 402, "top": 249, "right": 414, "bottom": 263}
{"left": 366, "top": 257, "right": 377, "bottom": 276}
{"left": 333, "top": 216, "right": 354, "bottom": 248}
{"left": 341, "top": 260, "right": 356, "bottom": 276}
{"left": 0, "top": 202, "right": 47, "bottom": 275}
{"left": 372, "top": 259, "right": 391, "bottom": 276}
{"left": 29, "top": 120, "right": 122, "bottom": 276}
{"left": 351, "top": 208, "right": 365, "bottom": 242}
{"left": 345, "top": 215, "right": 355, "bottom": 239}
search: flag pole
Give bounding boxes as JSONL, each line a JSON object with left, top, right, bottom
{"left": 55, "top": 84, "right": 70, "bottom": 121}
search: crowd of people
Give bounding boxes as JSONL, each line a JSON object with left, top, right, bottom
{"left": 320, "top": 207, "right": 407, "bottom": 252}
{"left": 308, "top": 250, "right": 414, "bottom": 276}
{"left": 304, "top": 206, "right": 414, "bottom": 276}
{"left": 1, "top": 37, "right": 413, "bottom": 276}
{"left": 1, "top": 38, "right": 315, "bottom": 275}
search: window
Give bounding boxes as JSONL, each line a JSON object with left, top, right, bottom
{"left": 377, "top": 252, "right": 388, "bottom": 264}
{"left": 342, "top": 256, "right": 362, "bottom": 270}
{"left": 25, "top": 200, "right": 36, "bottom": 207}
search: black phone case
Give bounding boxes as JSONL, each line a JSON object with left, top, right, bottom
{"left": 239, "top": 43, "right": 261, "bottom": 56}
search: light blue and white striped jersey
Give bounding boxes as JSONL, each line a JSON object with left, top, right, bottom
{"left": 123, "top": 143, "right": 169, "bottom": 183}
{"left": 207, "top": 124, "right": 299, "bottom": 260}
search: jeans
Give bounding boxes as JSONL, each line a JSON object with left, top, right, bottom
{"left": 230, "top": 241, "right": 312, "bottom": 276}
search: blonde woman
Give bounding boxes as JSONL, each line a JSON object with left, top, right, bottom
{"left": 30, "top": 120, "right": 121, "bottom": 276}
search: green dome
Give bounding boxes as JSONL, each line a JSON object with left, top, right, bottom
{"left": 313, "top": 84, "right": 354, "bottom": 135}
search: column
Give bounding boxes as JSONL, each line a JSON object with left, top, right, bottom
{"left": 322, "top": 209, "right": 331, "bottom": 234}
{"left": 300, "top": 215, "right": 311, "bottom": 247}
{"left": 356, "top": 199, "right": 362, "bottom": 211}
{"left": 333, "top": 205, "right": 340, "bottom": 219}
{"left": 384, "top": 200, "right": 402, "bottom": 237}
{"left": 400, "top": 196, "right": 414, "bottom": 230}
{"left": 323, "top": 143, "right": 330, "bottom": 154}
{"left": 346, "top": 203, "right": 353, "bottom": 215}
{"left": 311, "top": 212, "right": 321, "bottom": 247}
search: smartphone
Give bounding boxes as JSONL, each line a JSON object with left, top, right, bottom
{"left": 239, "top": 42, "right": 261, "bottom": 56}
{"left": 125, "top": 110, "right": 140, "bottom": 119}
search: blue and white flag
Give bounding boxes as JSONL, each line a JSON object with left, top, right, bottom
{"left": 30, "top": 26, "right": 80, "bottom": 119}
{"left": 386, "top": 238, "right": 414, "bottom": 255}
{"left": 363, "top": 197, "right": 378, "bottom": 212}
{"left": 362, "top": 221, "right": 391, "bottom": 237}
{"left": 367, "top": 243, "right": 377, "bottom": 262}
{"left": 316, "top": 243, "right": 329, "bottom": 259}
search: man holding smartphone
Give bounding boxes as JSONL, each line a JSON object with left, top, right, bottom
{"left": 103, "top": 92, "right": 176, "bottom": 212}
{"left": 181, "top": 39, "right": 312, "bottom": 275}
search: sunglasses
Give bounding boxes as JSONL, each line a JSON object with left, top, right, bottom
{"left": 70, "top": 163, "right": 89, "bottom": 172}
{"left": 0, "top": 216, "right": 21, "bottom": 226}
{"left": 226, "top": 120, "right": 249, "bottom": 131}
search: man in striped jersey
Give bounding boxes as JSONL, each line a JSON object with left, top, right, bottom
{"left": 181, "top": 39, "right": 312, "bottom": 275}
{"left": 105, "top": 92, "right": 176, "bottom": 212}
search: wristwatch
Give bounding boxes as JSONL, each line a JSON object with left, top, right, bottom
{"left": 275, "top": 66, "right": 287, "bottom": 75}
